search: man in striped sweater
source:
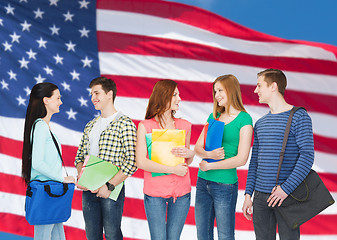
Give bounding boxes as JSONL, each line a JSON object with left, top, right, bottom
{"left": 242, "top": 69, "right": 314, "bottom": 240}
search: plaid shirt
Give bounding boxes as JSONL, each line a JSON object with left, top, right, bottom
{"left": 75, "top": 112, "right": 137, "bottom": 176}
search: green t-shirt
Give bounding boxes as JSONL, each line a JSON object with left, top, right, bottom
{"left": 198, "top": 111, "right": 253, "bottom": 184}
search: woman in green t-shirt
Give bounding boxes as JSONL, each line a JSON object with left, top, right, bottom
{"left": 194, "top": 74, "right": 253, "bottom": 240}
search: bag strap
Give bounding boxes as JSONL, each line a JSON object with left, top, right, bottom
{"left": 50, "top": 130, "right": 69, "bottom": 177}
{"left": 44, "top": 183, "right": 69, "bottom": 197}
{"left": 275, "top": 106, "right": 306, "bottom": 185}
{"left": 30, "top": 119, "right": 68, "bottom": 177}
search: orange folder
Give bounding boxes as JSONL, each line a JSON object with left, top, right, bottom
{"left": 151, "top": 129, "right": 185, "bottom": 167}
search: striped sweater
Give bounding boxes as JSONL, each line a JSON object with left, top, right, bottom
{"left": 245, "top": 108, "right": 314, "bottom": 196}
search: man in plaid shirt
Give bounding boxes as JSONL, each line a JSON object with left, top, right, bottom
{"left": 75, "top": 77, "right": 137, "bottom": 240}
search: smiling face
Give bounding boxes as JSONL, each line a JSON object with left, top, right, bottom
{"left": 90, "top": 84, "right": 113, "bottom": 111}
{"left": 169, "top": 87, "right": 181, "bottom": 111}
{"left": 254, "top": 76, "right": 273, "bottom": 104}
{"left": 214, "top": 81, "right": 228, "bottom": 107}
{"left": 44, "top": 89, "right": 62, "bottom": 114}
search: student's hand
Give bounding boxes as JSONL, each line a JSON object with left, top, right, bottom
{"left": 95, "top": 184, "right": 111, "bottom": 199}
{"left": 63, "top": 176, "right": 75, "bottom": 183}
{"left": 91, "top": 188, "right": 99, "bottom": 193}
{"left": 75, "top": 176, "right": 89, "bottom": 191}
{"left": 207, "top": 147, "right": 225, "bottom": 160}
{"left": 173, "top": 163, "right": 188, "bottom": 176}
{"left": 199, "top": 160, "right": 211, "bottom": 171}
{"left": 76, "top": 184, "right": 88, "bottom": 191}
{"left": 267, "top": 185, "right": 288, "bottom": 207}
{"left": 242, "top": 194, "right": 253, "bottom": 220}
{"left": 171, "top": 147, "right": 195, "bottom": 159}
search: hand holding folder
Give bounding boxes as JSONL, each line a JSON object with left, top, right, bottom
{"left": 77, "top": 155, "right": 123, "bottom": 201}
{"left": 146, "top": 129, "right": 185, "bottom": 177}
{"left": 203, "top": 118, "right": 225, "bottom": 162}
{"left": 151, "top": 129, "right": 186, "bottom": 166}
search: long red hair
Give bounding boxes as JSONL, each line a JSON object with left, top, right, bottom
{"left": 145, "top": 80, "right": 177, "bottom": 128}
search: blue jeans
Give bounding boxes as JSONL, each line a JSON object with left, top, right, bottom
{"left": 34, "top": 223, "right": 65, "bottom": 240}
{"left": 82, "top": 186, "right": 125, "bottom": 240}
{"left": 253, "top": 191, "right": 300, "bottom": 240}
{"left": 195, "top": 177, "right": 238, "bottom": 240}
{"left": 144, "top": 192, "right": 191, "bottom": 240}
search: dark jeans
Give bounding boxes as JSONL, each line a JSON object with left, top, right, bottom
{"left": 253, "top": 191, "right": 300, "bottom": 240}
{"left": 82, "top": 186, "right": 125, "bottom": 240}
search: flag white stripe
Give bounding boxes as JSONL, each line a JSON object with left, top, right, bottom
{"left": 117, "top": 98, "right": 337, "bottom": 139}
{"left": 2, "top": 101, "right": 337, "bottom": 143}
{"left": 97, "top": 10, "right": 336, "bottom": 61}
{"left": 99, "top": 53, "right": 337, "bottom": 97}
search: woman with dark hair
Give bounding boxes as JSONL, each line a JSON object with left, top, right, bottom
{"left": 22, "top": 82, "right": 75, "bottom": 240}
{"left": 194, "top": 75, "right": 253, "bottom": 240}
{"left": 136, "top": 79, "right": 195, "bottom": 240}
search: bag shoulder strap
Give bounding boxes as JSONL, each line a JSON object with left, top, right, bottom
{"left": 50, "top": 130, "right": 69, "bottom": 176}
{"left": 275, "top": 106, "right": 306, "bottom": 185}
{"left": 30, "top": 119, "right": 68, "bottom": 177}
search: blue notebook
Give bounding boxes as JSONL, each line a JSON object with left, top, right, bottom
{"left": 203, "top": 118, "right": 225, "bottom": 162}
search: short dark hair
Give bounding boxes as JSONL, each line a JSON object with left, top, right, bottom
{"left": 89, "top": 77, "right": 117, "bottom": 102}
{"left": 257, "top": 69, "right": 287, "bottom": 96}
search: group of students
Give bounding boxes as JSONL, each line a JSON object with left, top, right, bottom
{"left": 21, "top": 68, "right": 314, "bottom": 240}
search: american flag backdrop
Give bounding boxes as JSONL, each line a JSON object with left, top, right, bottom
{"left": 0, "top": 0, "right": 337, "bottom": 239}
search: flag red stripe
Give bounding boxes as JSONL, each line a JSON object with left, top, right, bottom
{"left": 98, "top": 31, "right": 337, "bottom": 76}
{"left": 96, "top": 0, "right": 292, "bottom": 43}
{"left": 105, "top": 75, "right": 337, "bottom": 117}
{"left": 2, "top": 128, "right": 337, "bottom": 163}
{"left": 1, "top": 129, "right": 337, "bottom": 168}
{"left": 2, "top": 164, "right": 337, "bottom": 199}
{"left": 0, "top": 213, "right": 140, "bottom": 240}
{"left": 132, "top": 168, "right": 337, "bottom": 193}
{"left": 96, "top": 0, "right": 337, "bottom": 59}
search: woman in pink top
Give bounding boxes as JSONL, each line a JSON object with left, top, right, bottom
{"left": 136, "top": 80, "right": 195, "bottom": 240}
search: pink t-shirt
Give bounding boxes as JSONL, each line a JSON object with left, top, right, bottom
{"left": 141, "top": 118, "right": 192, "bottom": 199}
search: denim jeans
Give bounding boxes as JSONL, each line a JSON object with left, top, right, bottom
{"left": 253, "top": 191, "right": 300, "bottom": 240}
{"left": 195, "top": 177, "right": 238, "bottom": 240}
{"left": 34, "top": 223, "right": 65, "bottom": 240}
{"left": 82, "top": 186, "right": 125, "bottom": 240}
{"left": 144, "top": 192, "right": 191, "bottom": 240}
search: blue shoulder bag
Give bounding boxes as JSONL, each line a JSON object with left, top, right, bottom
{"left": 25, "top": 121, "right": 75, "bottom": 225}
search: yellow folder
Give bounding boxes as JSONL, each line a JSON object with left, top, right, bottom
{"left": 151, "top": 129, "right": 185, "bottom": 167}
{"left": 77, "top": 155, "right": 123, "bottom": 201}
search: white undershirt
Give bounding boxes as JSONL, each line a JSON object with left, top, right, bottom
{"left": 89, "top": 112, "right": 118, "bottom": 156}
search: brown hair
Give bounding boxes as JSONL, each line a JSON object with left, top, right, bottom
{"left": 145, "top": 79, "right": 177, "bottom": 128}
{"left": 257, "top": 69, "right": 287, "bottom": 96}
{"left": 89, "top": 77, "right": 117, "bottom": 102}
{"left": 212, "top": 74, "right": 246, "bottom": 117}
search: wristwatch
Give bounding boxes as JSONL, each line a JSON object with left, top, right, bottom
{"left": 106, "top": 182, "right": 115, "bottom": 191}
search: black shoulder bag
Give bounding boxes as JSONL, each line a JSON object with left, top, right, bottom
{"left": 275, "top": 107, "right": 335, "bottom": 229}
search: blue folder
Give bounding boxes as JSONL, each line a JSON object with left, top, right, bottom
{"left": 203, "top": 118, "right": 225, "bottom": 162}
